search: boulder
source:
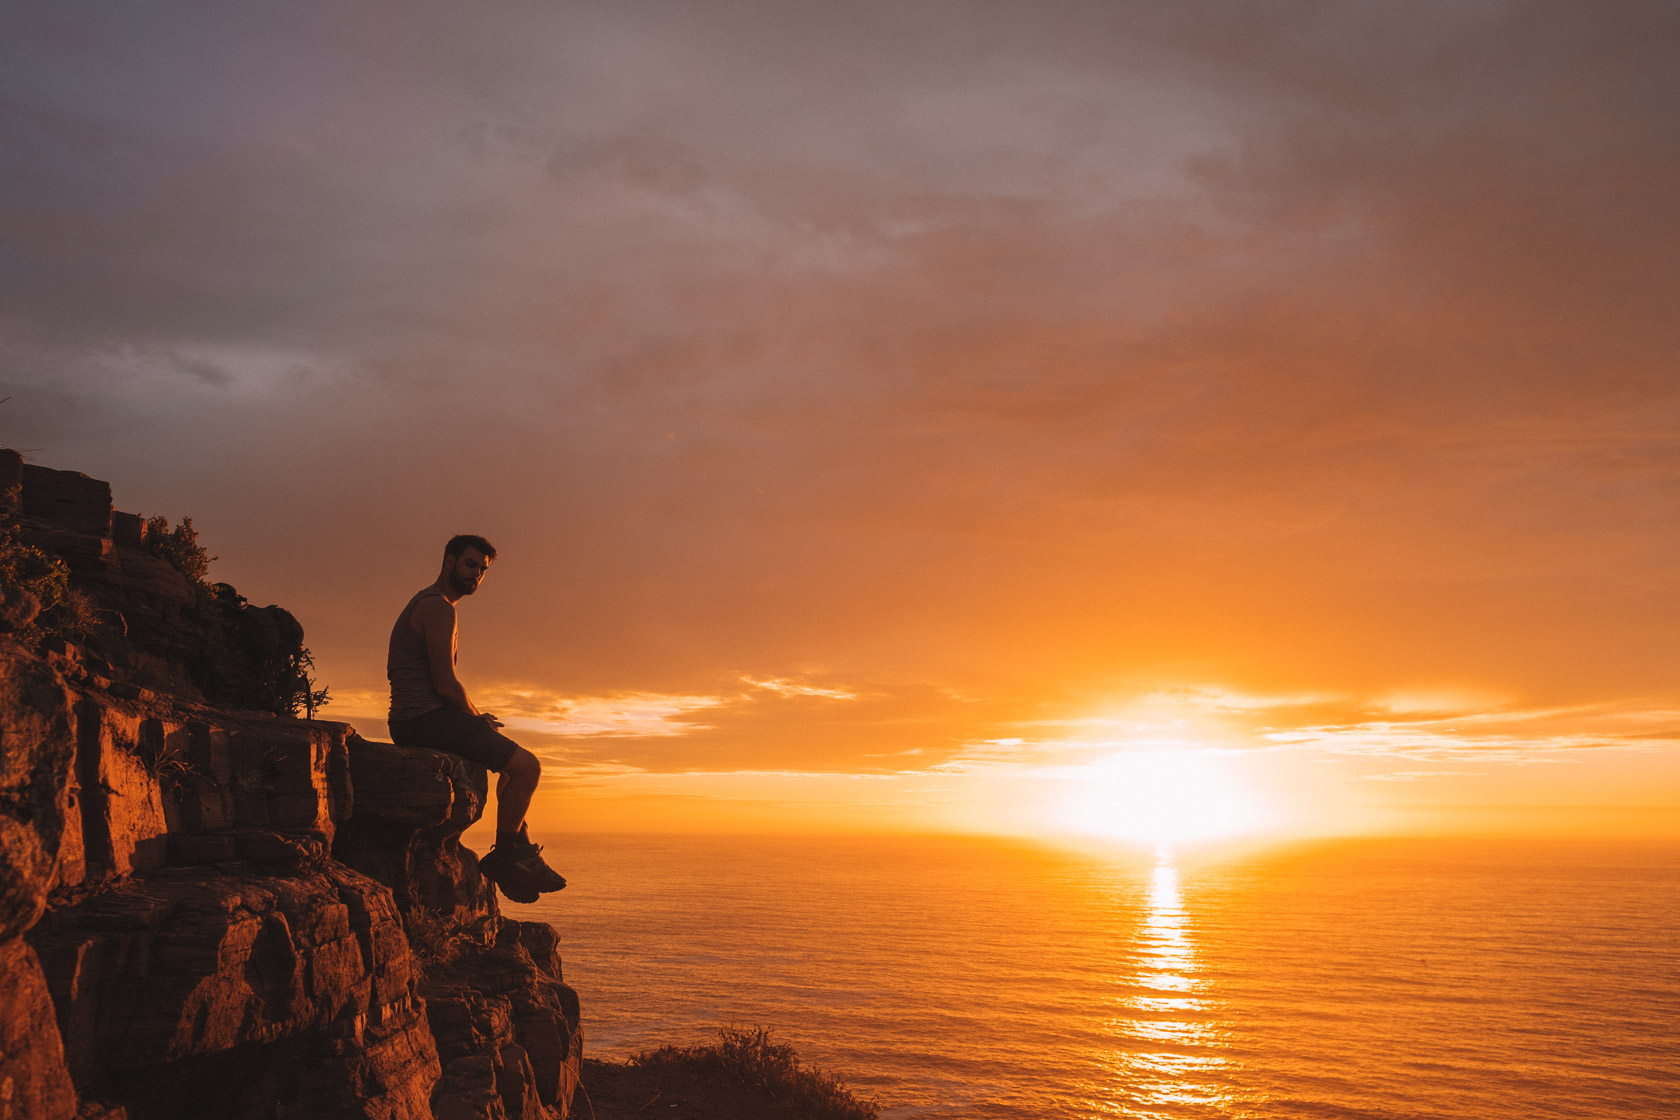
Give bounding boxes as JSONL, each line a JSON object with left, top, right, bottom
{"left": 2, "top": 451, "right": 583, "bottom": 1119}
{"left": 426, "top": 993, "right": 544, "bottom": 1120}
{"left": 70, "top": 698, "right": 169, "bottom": 881}
{"left": 108, "top": 513, "right": 146, "bottom": 553}
{"left": 223, "top": 718, "right": 350, "bottom": 841}
{"left": 334, "top": 737, "right": 496, "bottom": 929}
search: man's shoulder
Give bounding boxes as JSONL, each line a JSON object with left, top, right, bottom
{"left": 410, "top": 590, "right": 454, "bottom": 616}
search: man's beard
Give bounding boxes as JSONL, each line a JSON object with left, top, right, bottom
{"left": 449, "top": 572, "right": 478, "bottom": 595}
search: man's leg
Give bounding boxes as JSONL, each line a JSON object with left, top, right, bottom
{"left": 496, "top": 747, "right": 541, "bottom": 836}
{"left": 480, "top": 744, "right": 565, "bottom": 899}
{"left": 390, "top": 711, "right": 563, "bottom": 896}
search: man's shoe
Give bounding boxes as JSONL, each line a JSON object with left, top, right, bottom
{"left": 478, "top": 845, "right": 541, "bottom": 903}
{"left": 478, "top": 828, "right": 566, "bottom": 903}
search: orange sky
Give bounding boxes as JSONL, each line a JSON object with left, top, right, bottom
{"left": 4, "top": 2, "right": 1677, "bottom": 842}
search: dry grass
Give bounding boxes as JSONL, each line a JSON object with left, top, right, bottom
{"left": 404, "top": 907, "right": 464, "bottom": 967}
{"left": 402, "top": 906, "right": 490, "bottom": 981}
{"left": 50, "top": 585, "right": 101, "bottom": 638}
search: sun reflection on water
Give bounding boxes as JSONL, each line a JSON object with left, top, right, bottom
{"left": 1095, "top": 850, "right": 1240, "bottom": 1117}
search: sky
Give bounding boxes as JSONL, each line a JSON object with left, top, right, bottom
{"left": 3, "top": 1, "right": 1677, "bottom": 843}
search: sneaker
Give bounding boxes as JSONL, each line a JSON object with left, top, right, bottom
{"left": 478, "top": 845, "right": 541, "bottom": 903}
{"left": 478, "top": 828, "right": 566, "bottom": 903}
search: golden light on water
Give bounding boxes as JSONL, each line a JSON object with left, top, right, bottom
{"left": 1100, "top": 855, "right": 1237, "bottom": 1117}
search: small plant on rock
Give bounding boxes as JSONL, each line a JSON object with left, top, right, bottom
{"left": 403, "top": 906, "right": 482, "bottom": 981}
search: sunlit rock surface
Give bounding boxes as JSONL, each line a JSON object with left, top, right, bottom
{"left": 0, "top": 451, "right": 582, "bottom": 1119}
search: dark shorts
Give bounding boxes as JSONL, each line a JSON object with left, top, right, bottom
{"left": 389, "top": 706, "right": 520, "bottom": 772}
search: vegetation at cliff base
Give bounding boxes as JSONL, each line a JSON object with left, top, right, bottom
{"left": 581, "top": 1026, "right": 879, "bottom": 1120}
{"left": 707, "top": 1026, "right": 879, "bottom": 1120}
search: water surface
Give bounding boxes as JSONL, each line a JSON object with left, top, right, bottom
{"left": 511, "top": 833, "right": 1680, "bottom": 1119}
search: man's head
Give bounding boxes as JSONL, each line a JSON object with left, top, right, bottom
{"left": 441, "top": 534, "right": 497, "bottom": 597}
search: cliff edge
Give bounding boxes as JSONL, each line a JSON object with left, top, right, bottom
{"left": 0, "top": 450, "right": 581, "bottom": 1120}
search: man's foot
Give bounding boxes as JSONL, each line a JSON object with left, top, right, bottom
{"left": 478, "top": 827, "right": 566, "bottom": 903}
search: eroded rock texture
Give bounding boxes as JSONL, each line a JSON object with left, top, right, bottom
{"left": 0, "top": 452, "right": 582, "bottom": 1119}
{"left": 32, "top": 862, "right": 438, "bottom": 1120}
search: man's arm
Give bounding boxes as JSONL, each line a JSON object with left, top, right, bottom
{"left": 411, "top": 596, "right": 479, "bottom": 715}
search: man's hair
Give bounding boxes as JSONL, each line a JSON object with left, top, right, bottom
{"left": 444, "top": 534, "right": 497, "bottom": 561}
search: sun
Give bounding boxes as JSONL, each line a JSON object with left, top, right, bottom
{"left": 1059, "top": 749, "right": 1270, "bottom": 846}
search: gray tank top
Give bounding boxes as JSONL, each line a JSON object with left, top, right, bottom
{"left": 387, "top": 586, "right": 449, "bottom": 721}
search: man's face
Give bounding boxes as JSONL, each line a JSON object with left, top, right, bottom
{"left": 446, "top": 547, "right": 493, "bottom": 596}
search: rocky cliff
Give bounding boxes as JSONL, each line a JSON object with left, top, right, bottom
{"left": 0, "top": 450, "right": 581, "bottom": 1120}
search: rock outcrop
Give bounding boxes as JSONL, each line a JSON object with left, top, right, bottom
{"left": 0, "top": 453, "right": 581, "bottom": 1119}
{"left": 335, "top": 738, "right": 580, "bottom": 1120}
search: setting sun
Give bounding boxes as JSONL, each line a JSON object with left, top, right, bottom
{"left": 1059, "top": 750, "right": 1273, "bottom": 845}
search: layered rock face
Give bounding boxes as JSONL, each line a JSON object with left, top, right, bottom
{"left": 0, "top": 453, "right": 581, "bottom": 1119}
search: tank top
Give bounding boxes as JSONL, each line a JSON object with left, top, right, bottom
{"left": 387, "top": 586, "right": 449, "bottom": 721}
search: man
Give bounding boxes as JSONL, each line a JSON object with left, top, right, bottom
{"left": 387, "top": 534, "right": 565, "bottom": 903}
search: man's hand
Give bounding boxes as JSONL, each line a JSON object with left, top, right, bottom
{"left": 480, "top": 712, "right": 505, "bottom": 729}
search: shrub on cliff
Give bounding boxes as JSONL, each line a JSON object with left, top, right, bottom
{"left": 0, "top": 529, "right": 69, "bottom": 615}
{"left": 144, "top": 515, "right": 215, "bottom": 584}
{"left": 145, "top": 515, "right": 330, "bottom": 718}
{"left": 193, "top": 584, "right": 331, "bottom": 718}
{"left": 0, "top": 527, "right": 98, "bottom": 642}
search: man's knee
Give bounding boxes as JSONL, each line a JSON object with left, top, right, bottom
{"left": 505, "top": 746, "right": 541, "bottom": 783}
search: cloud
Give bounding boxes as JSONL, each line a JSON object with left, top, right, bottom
{"left": 1262, "top": 703, "right": 1680, "bottom": 763}
{"left": 475, "top": 687, "right": 726, "bottom": 738}
{"left": 1359, "top": 771, "right": 1485, "bottom": 783}
{"left": 741, "top": 676, "right": 857, "bottom": 700}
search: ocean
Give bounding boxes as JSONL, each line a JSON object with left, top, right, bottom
{"left": 507, "top": 833, "right": 1680, "bottom": 1119}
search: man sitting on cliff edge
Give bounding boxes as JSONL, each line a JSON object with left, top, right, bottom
{"left": 387, "top": 534, "right": 566, "bottom": 903}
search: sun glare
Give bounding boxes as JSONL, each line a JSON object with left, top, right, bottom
{"left": 1060, "top": 750, "right": 1270, "bottom": 846}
